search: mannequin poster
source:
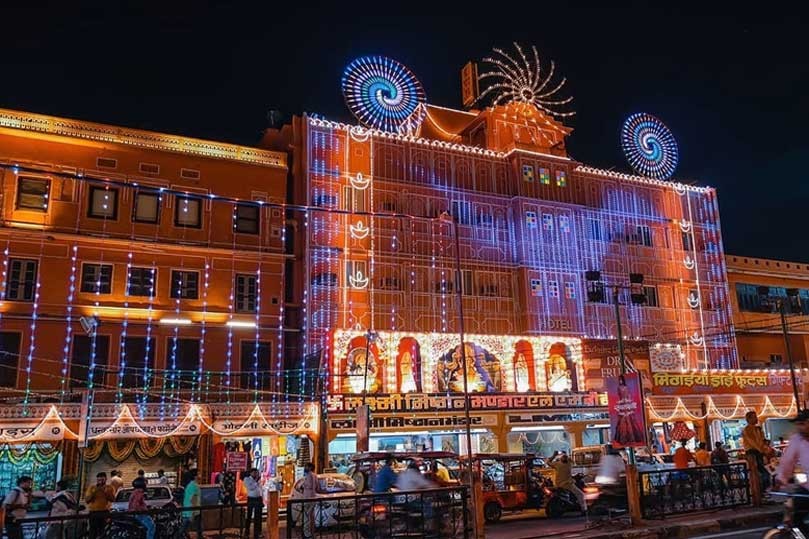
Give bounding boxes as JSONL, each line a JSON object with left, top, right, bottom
{"left": 607, "top": 372, "right": 647, "bottom": 448}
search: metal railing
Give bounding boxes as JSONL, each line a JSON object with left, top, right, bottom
{"left": 637, "top": 462, "right": 751, "bottom": 519}
{"left": 285, "top": 486, "right": 471, "bottom": 539}
{"left": 13, "top": 502, "right": 250, "bottom": 539}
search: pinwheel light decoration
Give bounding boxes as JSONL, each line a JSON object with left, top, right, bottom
{"left": 621, "top": 112, "right": 679, "bottom": 180}
{"left": 476, "top": 43, "right": 574, "bottom": 119}
{"left": 341, "top": 55, "right": 426, "bottom": 133}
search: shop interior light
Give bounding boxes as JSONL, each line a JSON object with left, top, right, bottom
{"left": 160, "top": 318, "right": 192, "bottom": 325}
{"left": 226, "top": 320, "right": 257, "bottom": 329}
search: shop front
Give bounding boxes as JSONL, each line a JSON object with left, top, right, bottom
{"left": 0, "top": 404, "right": 77, "bottom": 497}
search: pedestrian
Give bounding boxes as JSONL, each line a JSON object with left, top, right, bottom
{"left": 742, "top": 410, "right": 770, "bottom": 489}
{"left": 694, "top": 442, "right": 711, "bottom": 466}
{"left": 776, "top": 409, "right": 809, "bottom": 535}
{"left": 673, "top": 440, "right": 694, "bottom": 469}
{"left": 109, "top": 470, "right": 123, "bottom": 496}
{"left": 128, "top": 477, "right": 155, "bottom": 539}
{"left": 595, "top": 445, "right": 625, "bottom": 485}
{"left": 85, "top": 472, "right": 115, "bottom": 539}
{"left": 301, "top": 463, "right": 318, "bottom": 539}
{"left": 156, "top": 469, "right": 169, "bottom": 486}
{"left": 182, "top": 469, "right": 200, "bottom": 535}
{"left": 244, "top": 468, "right": 264, "bottom": 539}
{"left": 46, "top": 479, "right": 80, "bottom": 539}
{"left": 136, "top": 469, "right": 146, "bottom": 486}
{"left": 372, "top": 455, "right": 397, "bottom": 492}
{"left": 3, "top": 476, "right": 33, "bottom": 539}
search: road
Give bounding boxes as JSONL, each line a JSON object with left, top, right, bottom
{"left": 691, "top": 527, "right": 771, "bottom": 539}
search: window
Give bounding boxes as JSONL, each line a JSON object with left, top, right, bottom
{"left": 180, "top": 168, "right": 200, "bottom": 180}
{"left": 96, "top": 157, "right": 117, "bottom": 169}
{"left": 133, "top": 190, "right": 160, "bottom": 223}
{"left": 564, "top": 282, "right": 576, "bottom": 299}
{"left": 636, "top": 225, "right": 652, "bottom": 247}
{"left": 539, "top": 168, "right": 550, "bottom": 185}
{"left": 587, "top": 282, "right": 609, "bottom": 303}
{"left": 119, "top": 336, "right": 154, "bottom": 389}
{"left": 555, "top": 170, "right": 567, "bottom": 187}
{"left": 451, "top": 200, "right": 473, "bottom": 226}
{"left": 239, "top": 341, "right": 272, "bottom": 391}
{"left": 0, "top": 332, "right": 21, "bottom": 388}
{"left": 735, "top": 283, "right": 762, "bottom": 312}
{"left": 586, "top": 218, "right": 602, "bottom": 241}
{"left": 6, "top": 259, "right": 37, "bottom": 302}
{"left": 525, "top": 211, "right": 538, "bottom": 228}
{"left": 168, "top": 338, "right": 200, "bottom": 390}
{"left": 236, "top": 274, "right": 258, "bottom": 312}
{"left": 234, "top": 203, "right": 260, "bottom": 234}
{"left": 311, "top": 273, "right": 337, "bottom": 287}
{"left": 530, "top": 279, "right": 543, "bottom": 297}
{"left": 88, "top": 186, "right": 119, "bottom": 219}
{"left": 139, "top": 163, "right": 160, "bottom": 175}
{"left": 313, "top": 193, "right": 338, "bottom": 208}
{"left": 174, "top": 196, "right": 202, "bottom": 228}
{"left": 127, "top": 267, "right": 155, "bottom": 297}
{"left": 548, "top": 280, "right": 560, "bottom": 298}
{"left": 522, "top": 164, "right": 534, "bottom": 182}
{"left": 70, "top": 335, "right": 110, "bottom": 388}
{"left": 346, "top": 260, "right": 368, "bottom": 288}
{"left": 341, "top": 186, "right": 366, "bottom": 213}
{"left": 80, "top": 264, "right": 113, "bottom": 294}
{"left": 559, "top": 215, "right": 570, "bottom": 233}
{"left": 461, "top": 269, "right": 474, "bottom": 296}
{"left": 681, "top": 232, "right": 694, "bottom": 252}
{"left": 542, "top": 213, "right": 554, "bottom": 231}
{"left": 170, "top": 270, "right": 199, "bottom": 300}
{"left": 16, "top": 177, "right": 50, "bottom": 211}
{"left": 476, "top": 206, "right": 493, "bottom": 227}
{"left": 643, "top": 286, "right": 659, "bottom": 307}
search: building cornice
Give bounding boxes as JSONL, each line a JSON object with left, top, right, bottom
{"left": 0, "top": 108, "right": 286, "bottom": 169}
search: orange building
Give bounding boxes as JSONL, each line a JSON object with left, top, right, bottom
{"left": 0, "top": 108, "right": 315, "bottom": 495}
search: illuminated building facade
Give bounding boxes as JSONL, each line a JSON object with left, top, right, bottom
{"left": 0, "top": 108, "right": 315, "bottom": 496}
{"left": 282, "top": 51, "right": 737, "bottom": 457}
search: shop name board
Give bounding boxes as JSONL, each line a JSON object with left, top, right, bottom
{"left": 329, "top": 414, "right": 498, "bottom": 432}
{"left": 582, "top": 339, "right": 652, "bottom": 393}
{"left": 651, "top": 371, "right": 801, "bottom": 395}
{"left": 0, "top": 425, "right": 65, "bottom": 442}
{"left": 326, "top": 392, "right": 607, "bottom": 414}
{"left": 506, "top": 412, "right": 610, "bottom": 425}
{"left": 211, "top": 419, "right": 314, "bottom": 436}
{"left": 89, "top": 422, "right": 199, "bottom": 439}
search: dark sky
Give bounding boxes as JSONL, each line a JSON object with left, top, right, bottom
{"left": 3, "top": 3, "right": 808, "bottom": 261}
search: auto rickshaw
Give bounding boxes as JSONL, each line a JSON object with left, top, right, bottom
{"left": 462, "top": 453, "right": 554, "bottom": 523}
{"left": 348, "top": 451, "right": 460, "bottom": 492}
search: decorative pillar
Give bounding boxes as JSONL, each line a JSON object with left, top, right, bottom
{"left": 197, "top": 433, "right": 212, "bottom": 483}
{"left": 564, "top": 422, "right": 586, "bottom": 449}
{"left": 61, "top": 439, "right": 79, "bottom": 480}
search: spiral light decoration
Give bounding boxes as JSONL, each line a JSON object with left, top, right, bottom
{"left": 621, "top": 113, "right": 679, "bottom": 180}
{"left": 341, "top": 56, "right": 426, "bottom": 133}
{"left": 476, "top": 43, "right": 574, "bottom": 119}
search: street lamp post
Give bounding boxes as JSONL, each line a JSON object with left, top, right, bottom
{"left": 759, "top": 287, "right": 802, "bottom": 410}
{"left": 439, "top": 211, "right": 477, "bottom": 536}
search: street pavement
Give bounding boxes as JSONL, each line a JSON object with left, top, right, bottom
{"left": 484, "top": 512, "right": 587, "bottom": 539}
{"left": 691, "top": 527, "right": 771, "bottom": 539}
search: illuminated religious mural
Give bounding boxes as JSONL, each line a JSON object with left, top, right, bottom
{"left": 332, "top": 329, "right": 584, "bottom": 394}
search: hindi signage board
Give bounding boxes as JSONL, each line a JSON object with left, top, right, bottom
{"left": 651, "top": 370, "right": 801, "bottom": 396}
{"left": 329, "top": 413, "right": 499, "bottom": 433}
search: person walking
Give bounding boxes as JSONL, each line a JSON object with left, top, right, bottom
{"left": 128, "top": 477, "right": 155, "bottom": 539}
{"left": 109, "top": 471, "right": 123, "bottom": 497}
{"left": 3, "top": 476, "right": 33, "bottom": 539}
{"left": 743, "top": 410, "right": 771, "bottom": 489}
{"left": 46, "top": 479, "right": 79, "bottom": 539}
{"left": 243, "top": 468, "right": 264, "bottom": 539}
{"left": 182, "top": 469, "right": 200, "bottom": 535}
{"left": 301, "top": 463, "right": 318, "bottom": 539}
{"left": 85, "top": 472, "right": 115, "bottom": 539}
{"left": 711, "top": 441, "right": 731, "bottom": 486}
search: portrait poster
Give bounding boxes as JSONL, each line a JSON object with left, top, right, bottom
{"left": 607, "top": 372, "right": 647, "bottom": 448}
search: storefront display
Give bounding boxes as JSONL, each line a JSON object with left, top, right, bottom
{"left": 0, "top": 443, "right": 61, "bottom": 497}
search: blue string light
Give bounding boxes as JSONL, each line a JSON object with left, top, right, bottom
{"left": 621, "top": 113, "right": 679, "bottom": 180}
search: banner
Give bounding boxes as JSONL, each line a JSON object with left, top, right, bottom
{"left": 226, "top": 451, "right": 248, "bottom": 472}
{"left": 651, "top": 370, "right": 801, "bottom": 396}
{"left": 582, "top": 339, "right": 652, "bottom": 393}
{"left": 607, "top": 372, "right": 646, "bottom": 448}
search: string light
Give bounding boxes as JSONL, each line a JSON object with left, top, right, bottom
{"left": 60, "top": 245, "right": 78, "bottom": 400}
{"left": 117, "top": 252, "right": 132, "bottom": 403}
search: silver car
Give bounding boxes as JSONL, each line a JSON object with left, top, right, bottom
{"left": 112, "top": 486, "right": 174, "bottom": 511}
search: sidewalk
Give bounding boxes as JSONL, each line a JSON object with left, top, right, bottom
{"left": 485, "top": 505, "right": 782, "bottom": 539}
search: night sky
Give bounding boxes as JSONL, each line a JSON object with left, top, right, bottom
{"left": 3, "top": 3, "right": 807, "bottom": 261}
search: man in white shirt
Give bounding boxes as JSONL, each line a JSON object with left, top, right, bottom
{"left": 776, "top": 409, "right": 809, "bottom": 533}
{"left": 3, "top": 476, "right": 33, "bottom": 539}
{"left": 395, "top": 462, "right": 436, "bottom": 491}
{"left": 243, "top": 468, "right": 263, "bottom": 539}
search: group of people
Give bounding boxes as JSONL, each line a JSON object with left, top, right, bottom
{"left": 371, "top": 455, "right": 441, "bottom": 493}
{"left": 1, "top": 467, "right": 197, "bottom": 539}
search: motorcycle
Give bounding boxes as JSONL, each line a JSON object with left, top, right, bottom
{"left": 587, "top": 480, "right": 629, "bottom": 520}
{"left": 545, "top": 473, "right": 587, "bottom": 519}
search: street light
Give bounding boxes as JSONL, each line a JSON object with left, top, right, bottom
{"left": 438, "top": 211, "right": 477, "bottom": 537}
{"left": 585, "top": 270, "right": 647, "bottom": 465}
{"left": 757, "top": 286, "right": 802, "bottom": 409}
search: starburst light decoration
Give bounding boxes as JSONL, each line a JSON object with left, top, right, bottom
{"left": 341, "top": 56, "right": 426, "bottom": 133}
{"left": 476, "top": 43, "right": 574, "bottom": 119}
{"left": 621, "top": 113, "right": 679, "bottom": 180}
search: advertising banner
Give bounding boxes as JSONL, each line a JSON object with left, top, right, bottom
{"left": 607, "top": 372, "right": 647, "bottom": 448}
{"left": 651, "top": 370, "right": 801, "bottom": 396}
{"left": 582, "top": 339, "right": 652, "bottom": 393}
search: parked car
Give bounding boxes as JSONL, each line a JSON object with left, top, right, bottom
{"left": 112, "top": 486, "right": 174, "bottom": 511}
{"left": 288, "top": 473, "right": 356, "bottom": 529}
